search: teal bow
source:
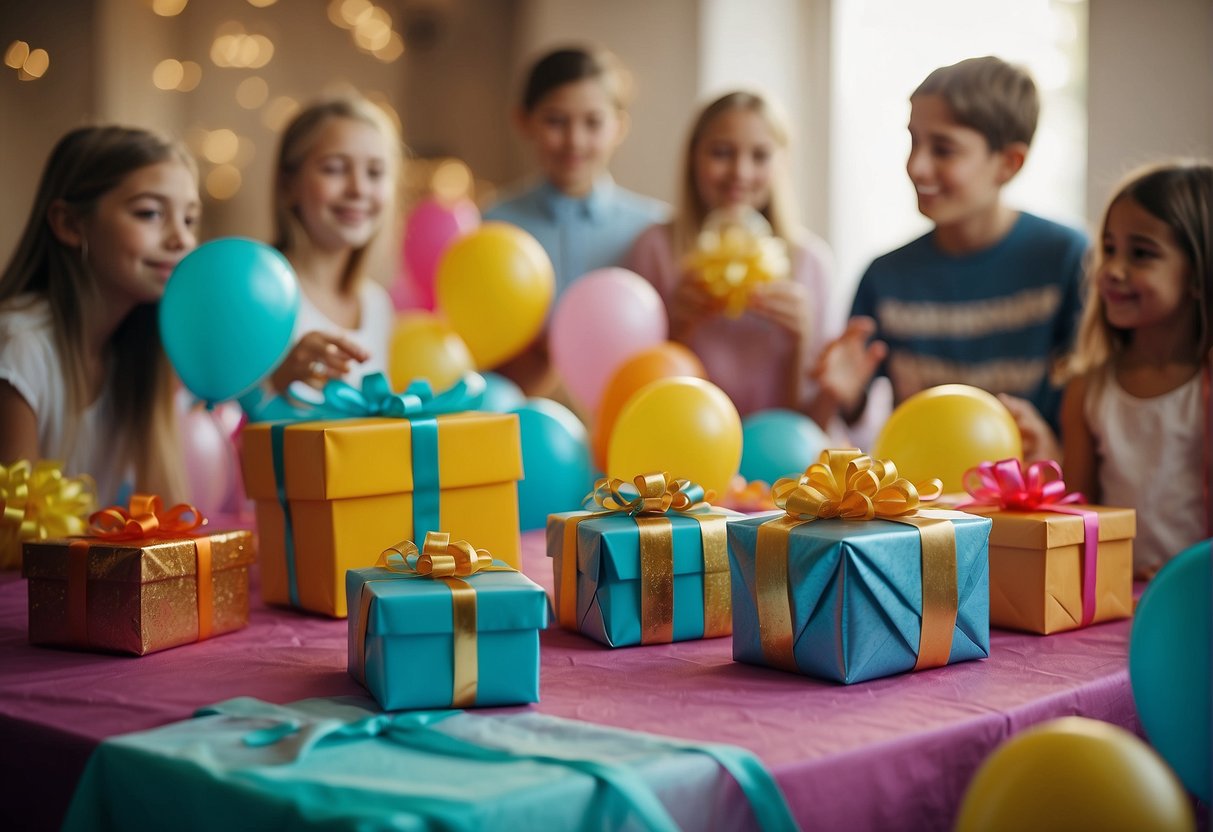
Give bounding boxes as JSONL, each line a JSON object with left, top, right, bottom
{"left": 316, "top": 372, "right": 486, "bottom": 420}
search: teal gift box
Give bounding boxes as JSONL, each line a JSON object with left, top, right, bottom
{"left": 728, "top": 508, "right": 992, "bottom": 684}
{"left": 347, "top": 540, "right": 547, "bottom": 710}
{"left": 62, "top": 697, "right": 799, "bottom": 832}
{"left": 546, "top": 509, "right": 735, "bottom": 648}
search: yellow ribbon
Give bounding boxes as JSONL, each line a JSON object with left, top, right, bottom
{"left": 683, "top": 218, "right": 790, "bottom": 318}
{"left": 557, "top": 473, "right": 730, "bottom": 644}
{"left": 1, "top": 460, "right": 96, "bottom": 570}
{"left": 756, "top": 449, "right": 957, "bottom": 673}
{"left": 352, "top": 531, "right": 511, "bottom": 708}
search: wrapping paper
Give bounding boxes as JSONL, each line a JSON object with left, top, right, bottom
{"left": 547, "top": 511, "right": 734, "bottom": 647}
{"left": 22, "top": 529, "right": 254, "bottom": 655}
{"left": 965, "top": 505, "right": 1135, "bottom": 634}
{"left": 728, "top": 512, "right": 991, "bottom": 684}
{"left": 347, "top": 535, "right": 547, "bottom": 710}
{"left": 242, "top": 411, "right": 522, "bottom": 617}
{"left": 62, "top": 696, "right": 797, "bottom": 832}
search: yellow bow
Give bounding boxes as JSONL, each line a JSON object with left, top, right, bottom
{"left": 378, "top": 531, "right": 494, "bottom": 578}
{"left": 772, "top": 449, "right": 942, "bottom": 521}
{"left": 586, "top": 472, "right": 714, "bottom": 516}
{"left": 1, "top": 460, "right": 96, "bottom": 570}
{"left": 684, "top": 217, "right": 789, "bottom": 318}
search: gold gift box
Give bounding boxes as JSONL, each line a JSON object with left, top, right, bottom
{"left": 241, "top": 414, "right": 522, "bottom": 618}
{"left": 965, "top": 505, "right": 1135, "bottom": 634}
{"left": 22, "top": 529, "right": 255, "bottom": 655}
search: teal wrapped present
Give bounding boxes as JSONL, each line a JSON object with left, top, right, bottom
{"left": 62, "top": 696, "right": 799, "bottom": 832}
{"left": 728, "top": 451, "right": 992, "bottom": 684}
{"left": 348, "top": 532, "right": 547, "bottom": 710}
{"left": 546, "top": 474, "right": 736, "bottom": 647}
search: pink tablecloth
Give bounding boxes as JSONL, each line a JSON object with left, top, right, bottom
{"left": 0, "top": 530, "right": 1136, "bottom": 831}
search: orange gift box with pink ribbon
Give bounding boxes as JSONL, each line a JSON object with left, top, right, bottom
{"left": 22, "top": 495, "right": 255, "bottom": 655}
{"left": 955, "top": 459, "right": 1135, "bottom": 635}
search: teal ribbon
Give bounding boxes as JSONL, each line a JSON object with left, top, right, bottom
{"left": 201, "top": 702, "right": 799, "bottom": 832}
{"left": 265, "top": 372, "right": 485, "bottom": 608}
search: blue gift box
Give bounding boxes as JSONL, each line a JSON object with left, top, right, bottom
{"left": 546, "top": 511, "right": 734, "bottom": 647}
{"left": 728, "top": 510, "right": 991, "bottom": 684}
{"left": 62, "top": 697, "right": 799, "bottom": 832}
{"left": 347, "top": 563, "right": 547, "bottom": 709}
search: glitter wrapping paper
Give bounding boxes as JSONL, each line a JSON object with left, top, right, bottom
{"left": 22, "top": 530, "right": 255, "bottom": 655}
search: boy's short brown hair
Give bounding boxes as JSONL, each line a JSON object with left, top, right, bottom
{"left": 913, "top": 56, "right": 1039, "bottom": 150}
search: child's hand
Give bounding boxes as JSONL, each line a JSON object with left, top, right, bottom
{"left": 668, "top": 278, "right": 717, "bottom": 339}
{"left": 997, "top": 394, "right": 1061, "bottom": 463}
{"left": 747, "top": 280, "right": 810, "bottom": 336}
{"left": 271, "top": 331, "right": 370, "bottom": 393}
{"left": 811, "top": 316, "right": 888, "bottom": 415}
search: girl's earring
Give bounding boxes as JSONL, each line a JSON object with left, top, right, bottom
{"left": 79, "top": 238, "right": 89, "bottom": 266}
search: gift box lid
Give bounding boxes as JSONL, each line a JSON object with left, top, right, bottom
{"left": 242, "top": 413, "right": 522, "bottom": 501}
{"left": 573, "top": 512, "right": 735, "bottom": 582}
{"left": 963, "top": 505, "right": 1135, "bottom": 549}
{"left": 21, "top": 529, "right": 255, "bottom": 583}
{"left": 348, "top": 563, "right": 548, "bottom": 635}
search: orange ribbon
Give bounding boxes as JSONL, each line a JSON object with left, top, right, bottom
{"left": 352, "top": 531, "right": 511, "bottom": 708}
{"left": 756, "top": 449, "right": 957, "bottom": 673}
{"left": 68, "top": 494, "right": 213, "bottom": 644}
{"left": 557, "top": 473, "right": 730, "bottom": 644}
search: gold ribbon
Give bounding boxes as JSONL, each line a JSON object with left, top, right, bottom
{"left": 64, "top": 493, "right": 213, "bottom": 645}
{"left": 756, "top": 449, "right": 957, "bottom": 673}
{"left": 352, "top": 531, "right": 512, "bottom": 708}
{"left": 1, "top": 460, "right": 95, "bottom": 570}
{"left": 557, "top": 473, "right": 730, "bottom": 644}
{"left": 683, "top": 215, "right": 790, "bottom": 318}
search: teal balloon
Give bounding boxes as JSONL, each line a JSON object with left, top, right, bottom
{"left": 160, "top": 238, "right": 299, "bottom": 405}
{"left": 1129, "top": 538, "right": 1212, "bottom": 801}
{"left": 510, "top": 398, "right": 594, "bottom": 532}
{"left": 740, "top": 409, "right": 828, "bottom": 485}
{"left": 477, "top": 372, "right": 526, "bottom": 413}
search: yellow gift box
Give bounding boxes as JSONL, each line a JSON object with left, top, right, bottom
{"left": 967, "top": 504, "right": 1135, "bottom": 634}
{"left": 242, "top": 412, "right": 522, "bottom": 618}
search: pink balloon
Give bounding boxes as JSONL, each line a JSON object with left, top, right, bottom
{"left": 176, "top": 389, "right": 242, "bottom": 517}
{"left": 548, "top": 268, "right": 668, "bottom": 413}
{"left": 395, "top": 197, "right": 480, "bottom": 311}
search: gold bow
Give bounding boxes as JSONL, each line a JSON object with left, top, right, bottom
{"left": 558, "top": 472, "right": 730, "bottom": 644}
{"left": 353, "top": 532, "right": 512, "bottom": 708}
{"left": 379, "top": 531, "right": 494, "bottom": 577}
{"left": 1, "top": 460, "right": 96, "bottom": 570}
{"left": 772, "top": 449, "right": 942, "bottom": 521}
{"left": 756, "top": 449, "right": 957, "bottom": 675}
{"left": 684, "top": 218, "right": 790, "bottom": 318}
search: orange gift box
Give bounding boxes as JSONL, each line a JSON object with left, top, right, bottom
{"left": 241, "top": 413, "right": 522, "bottom": 618}
{"left": 956, "top": 459, "right": 1136, "bottom": 635}
{"left": 22, "top": 528, "right": 255, "bottom": 655}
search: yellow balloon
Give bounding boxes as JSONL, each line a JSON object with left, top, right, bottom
{"left": 388, "top": 311, "right": 474, "bottom": 393}
{"left": 872, "top": 384, "right": 1021, "bottom": 492}
{"left": 956, "top": 717, "right": 1195, "bottom": 832}
{"left": 607, "top": 377, "right": 741, "bottom": 496}
{"left": 435, "top": 222, "right": 555, "bottom": 369}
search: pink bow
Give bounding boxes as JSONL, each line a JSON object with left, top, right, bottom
{"left": 960, "top": 459, "right": 1084, "bottom": 510}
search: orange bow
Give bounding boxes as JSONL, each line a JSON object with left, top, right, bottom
{"left": 88, "top": 494, "right": 206, "bottom": 540}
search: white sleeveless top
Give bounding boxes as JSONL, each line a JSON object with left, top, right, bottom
{"left": 1085, "top": 366, "right": 1206, "bottom": 577}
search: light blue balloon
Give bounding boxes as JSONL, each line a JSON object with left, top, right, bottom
{"left": 160, "top": 238, "right": 299, "bottom": 405}
{"left": 739, "top": 408, "right": 828, "bottom": 485}
{"left": 1129, "top": 538, "right": 1212, "bottom": 801}
{"left": 476, "top": 372, "right": 526, "bottom": 413}
{"left": 510, "top": 398, "right": 595, "bottom": 532}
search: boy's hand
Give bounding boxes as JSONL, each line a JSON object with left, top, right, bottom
{"left": 272, "top": 331, "right": 370, "bottom": 393}
{"left": 747, "top": 280, "right": 810, "bottom": 336}
{"left": 811, "top": 316, "right": 888, "bottom": 415}
{"left": 997, "top": 394, "right": 1061, "bottom": 463}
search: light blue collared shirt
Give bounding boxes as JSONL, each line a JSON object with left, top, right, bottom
{"left": 483, "top": 178, "right": 668, "bottom": 300}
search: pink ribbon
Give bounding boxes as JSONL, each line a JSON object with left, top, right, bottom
{"left": 961, "top": 459, "right": 1099, "bottom": 627}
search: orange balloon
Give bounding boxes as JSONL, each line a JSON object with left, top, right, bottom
{"left": 591, "top": 342, "right": 706, "bottom": 469}
{"left": 388, "top": 311, "right": 474, "bottom": 393}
